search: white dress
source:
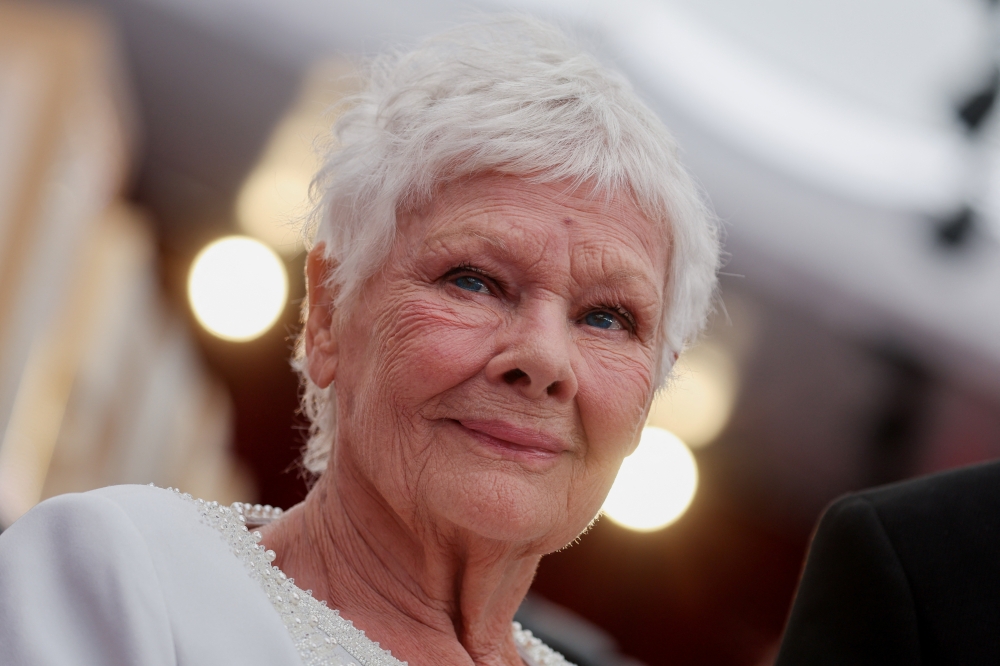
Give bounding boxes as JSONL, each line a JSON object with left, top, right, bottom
{"left": 0, "top": 485, "right": 571, "bottom": 666}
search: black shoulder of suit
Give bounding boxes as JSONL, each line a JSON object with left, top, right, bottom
{"left": 775, "top": 459, "right": 1000, "bottom": 666}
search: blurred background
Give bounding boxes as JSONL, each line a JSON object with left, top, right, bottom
{"left": 2, "top": 0, "right": 1000, "bottom": 664}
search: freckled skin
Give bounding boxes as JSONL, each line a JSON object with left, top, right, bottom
{"left": 261, "top": 176, "right": 670, "bottom": 666}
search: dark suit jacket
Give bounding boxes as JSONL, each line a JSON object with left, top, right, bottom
{"left": 775, "top": 460, "right": 1000, "bottom": 666}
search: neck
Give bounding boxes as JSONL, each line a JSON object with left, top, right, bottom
{"left": 260, "top": 469, "right": 539, "bottom": 666}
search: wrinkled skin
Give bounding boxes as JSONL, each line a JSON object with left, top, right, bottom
{"left": 261, "top": 175, "right": 670, "bottom": 666}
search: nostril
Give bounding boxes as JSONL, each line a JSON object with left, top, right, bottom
{"left": 503, "top": 368, "right": 528, "bottom": 384}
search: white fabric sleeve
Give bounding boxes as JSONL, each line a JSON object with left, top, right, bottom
{"left": 0, "top": 492, "right": 176, "bottom": 666}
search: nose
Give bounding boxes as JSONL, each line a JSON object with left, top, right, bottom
{"left": 484, "top": 300, "right": 578, "bottom": 401}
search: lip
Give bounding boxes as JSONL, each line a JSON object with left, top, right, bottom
{"left": 456, "top": 419, "right": 570, "bottom": 460}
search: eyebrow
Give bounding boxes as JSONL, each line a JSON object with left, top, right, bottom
{"left": 602, "top": 267, "right": 654, "bottom": 286}
{"left": 426, "top": 229, "right": 515, "bottom": 260}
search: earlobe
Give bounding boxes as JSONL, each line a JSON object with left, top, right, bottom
{"left": 304, "top": 244, "right": 340, "bottom": 389}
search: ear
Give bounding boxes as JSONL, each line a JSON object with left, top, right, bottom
{"left": 304, "top": 244, "right": 340, "bottom": 389}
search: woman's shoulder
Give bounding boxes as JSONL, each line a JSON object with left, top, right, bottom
{"left": 0, "top": 484, "right": 205, "bottom": 578}
{"left": 15, "top": 483, "right": 193, "bottom": 527}
{"left": 0, "top": 485, "right": 302, "bottom": 665}
{"left": 0, "top": 486, "right": 185, "bottom": 663}
{"left": 2, "top": 483, "right": 199, "bottom": 537}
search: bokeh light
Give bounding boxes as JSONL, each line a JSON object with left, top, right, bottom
{"left": 602, "top": 427, "right": 699, "bottom": 532}
{"left": 236, "top": 164, "right": 310, "bottom": 256}
{"left": 234, "top": 59, "right": 357, "bottom": 257}
{"left": 647, "top": 342, "right": 739, "bottom": 448}
{"left": 187, "top": 236, "right": 288, "bottom": 342}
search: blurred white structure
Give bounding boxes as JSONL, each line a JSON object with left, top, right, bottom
{"left": 0, "top": 5, "right": 252, "bottom": 527}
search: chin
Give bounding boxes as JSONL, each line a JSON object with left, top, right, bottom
{"left": 427, "top": 468, "right": 592, "bottom": 549}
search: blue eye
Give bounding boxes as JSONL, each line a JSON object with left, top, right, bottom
{"left": 454, "top": 275, "right": 490, "bottom": 293}
{"left": 584, "top": 311, "right": 622, "bottom": 330}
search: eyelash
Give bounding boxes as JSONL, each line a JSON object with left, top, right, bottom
{"left": 443, "top": 264, "right": 501, "bottom": 292}
{"left": 453, "top": 264, "right": 489, "bottom": 278}
{"left": 595, "top": 304, "right": 638, "bottom": 332}
{"left": 443, "top": 265, "right": 638, "bottom": 333}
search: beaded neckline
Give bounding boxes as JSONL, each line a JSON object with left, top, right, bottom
{"left": 166, "top": 488, "right": 573, "bottom": 666}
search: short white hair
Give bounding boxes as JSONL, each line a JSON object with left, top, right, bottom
{"left": 297, "top": 15, "right": 720, "bottom": 474}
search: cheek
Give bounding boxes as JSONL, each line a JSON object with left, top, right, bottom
{"left": 366, "top": 291, "right": 504, "bottom": 412}
{"left": 337, "top": 291, "right": 506, "bottom": 520}
{"left": 552, "top": 346, "right": 652, "bottom": 538}
{"left": 575, "top": 340, "right": 655, "bottom": 464}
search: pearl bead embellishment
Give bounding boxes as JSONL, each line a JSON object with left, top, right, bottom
{"left": 232, "top": 501, "right": 284, "bottom": 528}
{"left": 162, "top": 486, "right": 573, "bottom": 666}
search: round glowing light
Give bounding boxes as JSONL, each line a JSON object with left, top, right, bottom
{"left": 602, "top": 427, "right": 698, "bottom": 532}
{"left": 647, "top": 342, "right": 738, "bottom": 448}
{"left": 187, "top": 236, "right": 288, "bottom": 342}
{"left": 236, "top": 165, "right": 310, "bottom": 256}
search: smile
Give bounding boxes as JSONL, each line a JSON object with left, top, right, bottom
{"left": 454, "top": 419, "right": 570, "bottom": 461}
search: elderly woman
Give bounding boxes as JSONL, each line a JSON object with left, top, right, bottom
{"left": 0, "top": 17, "right": 718, "bottom": 666}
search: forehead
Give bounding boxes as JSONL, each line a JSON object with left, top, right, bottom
{"left": 409, "top": 176, "right": 669, "bottom": 285}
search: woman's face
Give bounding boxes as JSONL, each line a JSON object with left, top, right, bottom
{"left": 313, "top": 175, "right": 669, "bottom": 552}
